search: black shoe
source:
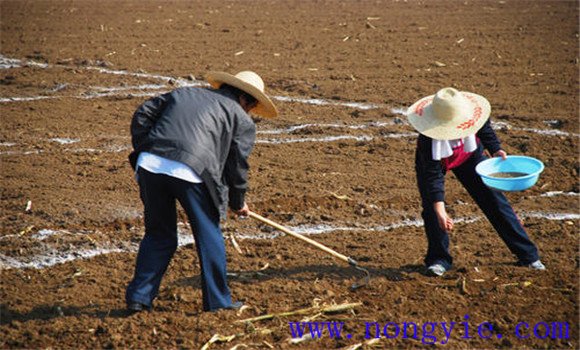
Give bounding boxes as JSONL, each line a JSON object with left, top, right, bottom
{"left": 127, "top": 302, "right": 151, "bottom": 313}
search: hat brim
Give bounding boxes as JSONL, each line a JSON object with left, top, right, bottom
{"left": 406, "top": 92, "right": 491, "bottom": 140}
{"left": 206, "top": 72, "right": 278, "bottom": 118}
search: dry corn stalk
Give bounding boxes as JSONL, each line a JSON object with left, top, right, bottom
{"left": 17, "top": 225, "right": 35, "bottom": 236}
{"left": 460, "top": 277, "right": 468, "bottom": 295}
{"left": 228, "top": 345, "right": 248, "bottom": 350}
{"left": 201, "top": 334, "right": 236, "bottom": 350}
{"left": 229, "top": 235, "right": 243, "bottom": 254}
{"left": 500, "top": 281, "right": 532, "bottom": 288}
{"left": 288, "top": 333, "right": 314, "bottom": 344}
{"left": 236, "top": 302, "right": 362, "bottom": 324}
{"left": 330, "top": 192, "right": 351, "bottom": 200}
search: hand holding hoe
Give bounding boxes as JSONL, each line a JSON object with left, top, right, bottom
{"left": 248, "top": 211, "right": 370, "bottom": 290}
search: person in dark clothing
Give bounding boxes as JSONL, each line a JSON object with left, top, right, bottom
{"left": 126, "top": 71, "right": 278, "bottom": 312}
{"left": 407, "top": 87, "right": 545, "bottom": 277}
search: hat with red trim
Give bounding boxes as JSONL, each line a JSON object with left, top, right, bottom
{"left": 407, "top": 87, "right": 491, "bottom": 140}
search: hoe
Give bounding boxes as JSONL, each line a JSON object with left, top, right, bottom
{"left": 248, "top": 211, "right": 371, "bottom": 290}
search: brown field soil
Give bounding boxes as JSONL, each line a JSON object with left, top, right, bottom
{"left": 0, "top": 1, "right": 578, "bottom": 349}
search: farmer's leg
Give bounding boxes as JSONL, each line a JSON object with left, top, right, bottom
{"left": 174, "top": 180, "right": 232, "bottom": 311}
{"left": 417, "top": 172, "right": 453, "bottom": 270}
{"left": 126, "top": 169, "right": 178, "bottom": 307}
{"left": 452, "top": 152, "right": 540, "bottom": 264}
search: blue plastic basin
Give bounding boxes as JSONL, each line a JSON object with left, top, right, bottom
{"left": 475, "top": 155, "right": 544, "bottom": 191}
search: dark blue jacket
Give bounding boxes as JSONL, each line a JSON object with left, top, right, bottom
{"left": 415, "top": 120, "right": 501, "bottom": 204}
{"left": 129, "top": 87, "right": 256, "bottom": 217}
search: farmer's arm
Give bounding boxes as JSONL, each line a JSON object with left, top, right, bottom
{"left": 224, "top": 115, "right": 256, "bottom": 214}
{"left": 433, "top": 201, "right": 454, "bottom": 232}
{"left": 130, "top": 92, "right": 171, "bottom": 149}
{"left": 477, "top": 119, "right": 506, "bottom": 158}
{"left": 415, "top": 135, "right": 446, "bottom": 203}
{"left": 416, "top": 135, "right": 453, "bottom": 231}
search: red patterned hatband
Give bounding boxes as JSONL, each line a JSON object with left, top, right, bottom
{"left": 414, "top": 97, "right": 433, "bottom": 117}
{"left": 413, "top": 93, "right": 484, "bottom": 131}
{"left": 456, "top": 94, "right": 483, "bottom": 130}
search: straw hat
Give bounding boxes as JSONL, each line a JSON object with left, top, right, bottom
{"left": 206, "top": 71, "right": 278, "bottom": 118}
{"left": 406, "top": 87, "right": 491, "bottom": 140}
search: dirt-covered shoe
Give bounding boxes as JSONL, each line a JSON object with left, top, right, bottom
{"left": 210, "top": 301, "right": 244, "bottom": 313}
{"left": 127, "top": 302, "right": 151, "bottom": 313}
{"left": 427, "top": 264, "right": 447, "bottom": 277}
{"left": 528, "top": 260, "right": 546, "bottom": 270}
{"left": 226, "top": 301, "right": 244, "bottom": 310}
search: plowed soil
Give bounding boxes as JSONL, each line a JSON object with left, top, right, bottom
{"left": 1, "top": 1, "right": 578, "bottom": 349}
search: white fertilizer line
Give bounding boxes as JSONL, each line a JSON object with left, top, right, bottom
{"left": 1, "top": 54, "right": 579, "bottom": 138}
{"left": 0, "top": 86, "right": 169, "bottom": 103}
{"left": 516, "top": 127, "right": 578, "bottom": 137}
{"left": 257, "top": 135, "right": 375, "bottom": 144}
{"left": 49, "top": 138, "right": 80, "bottom": 145}
{"left": 0, "top": 91, "right": 163, "bottom": 103}
{"left": 1, "top": 87, "right": 383, "bottom": 112}
{"left": 32, "top": 229, "right": 80, "bottom": 240}
{"left": 0, "top": 149, "right": 43, "bottom": 155}
{"left": 371, "top": 216, "right": 482, "bottom": 232}
{"left": 81, "top": 90, "right": 162, "bottom": 99}
{"left": 491, "top": 122, "right": 579, "bottom": 138}
{"left": 390, "top": 107, "right": 408, "bottom": 115}
{"left": 0, "top": 127, "right": 574, "bottom": 155}
{"left": 237, "top": 216, "right": 484, "bottom": 239}
{"left": 520, "top": 211, "right": 580, "bottom": 221}
{"left": 0, "top": 56, "right": 21, "bottom": 69}
{"left": 273, "top": 95, "right": 384, "bottom": 110}
{"left": 257, "top": 121, "right": 404, "bottom": 135}
{"left": 0, "top": 95, "right": 58, "bottom": 103}
{"left": 0, "top": 54, "right": 203, "bottom": 87}
{"left": 0, "top": 210, "right": 577, "bottom": 270}
{"left": 0, "top": 129, "right": 415, "bottom": 156}
{"left": 3, "top": 121, "right": 406, "bottom": 151}
{"left": 84, "top": 65, "right": 193, "bottom": 85}
{"left": 257, "top": 132, "right": 418, "bottom": 144}
{"left": 90, "top": 84, "right": 167, "bottom": 92}
{"left": 539, "top": 191, "right": 579, "bottom": 197}
{"left": 0, "top": 247, "right": 128, "bottom": 270}
{"left": 1, "top": 100, "right": 575, "bottom": 141}
{"left": 0, "top": 230, "right": 192, "bottom": 270}
{"left": 258, "top": 123, "right": 330, "bottom": 135}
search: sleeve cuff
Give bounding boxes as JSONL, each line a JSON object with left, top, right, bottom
{"left": 488, "top": 145, "right": 501, "bottom": 155}
{"left": 229, "top": 190, "right": 246, "bottom": 211}
{"left": 431, "top": 191, "right": 445, "bottom": 203}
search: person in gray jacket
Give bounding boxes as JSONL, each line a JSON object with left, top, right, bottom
{"left": 125, "top": 71, "right": 278, "bottom": 312}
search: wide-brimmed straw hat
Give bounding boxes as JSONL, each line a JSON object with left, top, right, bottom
{"left": 206, "top": 71, "right": 278, "bottom": 118}
{"left": 406, "top": 87, "right": 491, "bottom": 140}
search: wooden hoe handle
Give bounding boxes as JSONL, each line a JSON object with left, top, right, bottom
{"left": 248, "top": 211, "right": 353, "bottom": 264}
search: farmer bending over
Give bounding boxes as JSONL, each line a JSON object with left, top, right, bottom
{"left": 407, "top": 87, "right": 545, "bottom": 277}
{"left": 125, "top": 71, "right": 278, "bottom": 312}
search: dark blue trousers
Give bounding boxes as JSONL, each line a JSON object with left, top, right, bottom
{"left": 125, "top": 168, "right": 232, "bottom": 311}
{"left": 418, "top": 151, "right": 540, "bottom": 270}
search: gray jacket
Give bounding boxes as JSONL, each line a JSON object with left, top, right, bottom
{"left": 129, "top": 87, "right": 256, "bottom": 217}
